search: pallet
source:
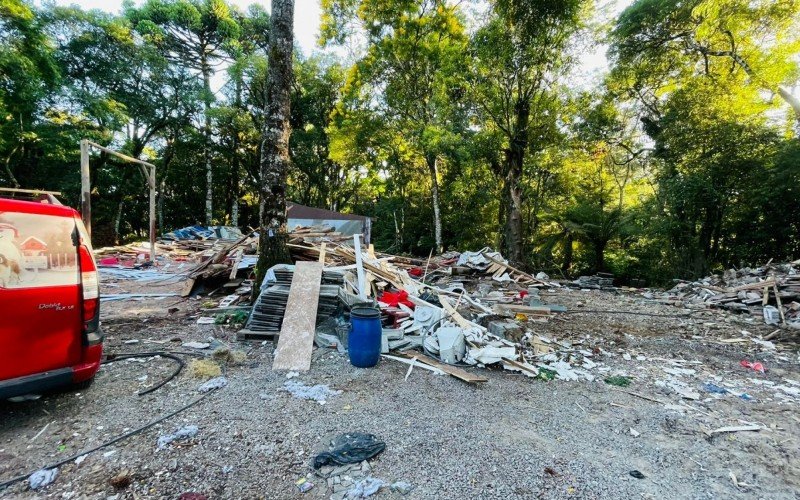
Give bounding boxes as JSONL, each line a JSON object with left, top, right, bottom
{"left": 236, "top": 329, "right": 278, "bottom": 342}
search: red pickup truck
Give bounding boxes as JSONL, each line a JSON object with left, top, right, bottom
{"left": 0, "top": 195, "right": 102, "bottom": 399}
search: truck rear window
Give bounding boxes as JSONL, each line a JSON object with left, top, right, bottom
{"left": 0, "top": 212, "right": 79, "bottom": 288}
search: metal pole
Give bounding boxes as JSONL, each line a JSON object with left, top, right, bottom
{"left": 80, "top": 139, "right": 91, "bottom": 239}
{"left": 148, "top": 166, "right": 156, "bottom": 264}
{"left": 353, "top": 234, "right": 367, "bottom": 300}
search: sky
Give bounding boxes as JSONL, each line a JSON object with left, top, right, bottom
{"left": 48, "top": 0, "right": 634, "bottom": 90}
{"left": 48, "top": 0, "right": 323, "bottom": 55}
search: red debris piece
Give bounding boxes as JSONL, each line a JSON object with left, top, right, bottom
{"left": 379, "top": 290, "right": 415, "bottom": 309}
{"left": 740, "top": 360, "right": 766, "bottom": 373}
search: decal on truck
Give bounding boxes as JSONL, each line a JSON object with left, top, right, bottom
{"left": 0, "top": 213, "right": 78, "bottom": 288}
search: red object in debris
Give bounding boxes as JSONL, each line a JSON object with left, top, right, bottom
{"left": 0, "top": 196, "right": 103, "bottom": 400}
{"left": 740, "top": 360, "right": 766, "bottom": 373}
{"left": 409, "top": 267, "right": 423, "bottom": 277}
{"left": 379, "top": 290, "right": 415, "bottom": 309}
{"left": 98, "top": 256, "right": 120, "bottom": 267}
{"left": 519, "top": 290, "right": 529, "bottom": 299}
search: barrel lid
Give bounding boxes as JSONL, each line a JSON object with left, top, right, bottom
{"left": 351, "top": 307, "right": 381, "bottom": 318}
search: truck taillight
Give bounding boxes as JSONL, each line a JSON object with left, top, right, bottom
{"left": 79, "top": 245, "right": 99, "bottom": 323}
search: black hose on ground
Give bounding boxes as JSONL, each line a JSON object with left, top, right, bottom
{"left": 102, "top": 352, "right": 186, "bottom": 396}
{"left": 0, "top": 389, "right": 217, "bottom": 491}
{"left": 559, "top": 309, "right": 705, "bottom": 318}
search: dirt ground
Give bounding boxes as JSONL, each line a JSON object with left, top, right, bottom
{"left": 1, "top": 270, "right": 799, "bottom": 499}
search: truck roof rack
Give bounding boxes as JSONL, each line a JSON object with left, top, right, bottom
{"left": 0, "top": 187, "right": 63, "bottom": 205}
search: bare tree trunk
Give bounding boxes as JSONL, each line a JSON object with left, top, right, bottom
{"left": 114, "top": 200, "right": 124, "bottom": 245}
{"left": 562, "top": 233, "right": 573, "bottom": 274}
{"left": 201, "top": 56, "right": 214, "bottom": 226}
{"left": 158, "top": 178, "right": 166, "bottom": 233}
{"left": 504, "top": 157, "right": 524, "bottom": 266}
{"left": 231, "top": 76, "right": 242, "bottom": 227}
{"left": 254, "top": 0, "right": 295, "bottom": 293}
{"left": 502, "top": 99, "right": 529, "bottom": 267}
{"left": 426, "top": 154, "right": 443, "bottom": 253}
{"left": 777, "top": 86, "right": 800, "bottom": 133}
{"left": 3, "top": 146, "right": 20, "bottom": 188}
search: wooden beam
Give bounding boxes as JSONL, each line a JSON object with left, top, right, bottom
{"left": 0, "top": 187, "right": 62, "bottom": 196}
{"left": 85, "top": 140, "right": 156, "bottom": 170}
{"left": 273, "top": 261, "right": 324, "bottom": 371}
{"left": 397, "top": 352, "right": 487, "bottom": 383}
{"left": 353, "top": 234, "right": 367, "bottom": 301}
{"left": 80, "top": 139, "right": 91, "bottom": 238}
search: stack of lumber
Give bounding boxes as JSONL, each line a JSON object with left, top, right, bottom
{"left": 289, "top": 225, "right": 352, "bottom": 244}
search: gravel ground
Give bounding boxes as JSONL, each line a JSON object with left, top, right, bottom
{"left": 1, "top": 275, "right": 799, "bottom": 499}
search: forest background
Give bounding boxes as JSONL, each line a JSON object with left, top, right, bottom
{"left": 2, "top": 0, "right": 799, "bottom": 284}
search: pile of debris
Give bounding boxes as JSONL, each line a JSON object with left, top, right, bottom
{"left": 162, "top": 225, "right": 244, "bottom": 243}
{"left": 572, "top": 273, "right": 615, "bottom": 289}
{"left": 289, "top": 225, "right": 353, "bottom": 244}
{"left": 237, "top": 239, "right": 592, "bottom": 383}
{"left": 181, "top": 232, "right": 258, "bottom": 297}
{"left": 659, "top": 261, "right": 800, "bottom": 328}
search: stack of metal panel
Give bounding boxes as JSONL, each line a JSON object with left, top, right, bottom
{"left": 238, "top": 265, "right": 343, "bottom": 341}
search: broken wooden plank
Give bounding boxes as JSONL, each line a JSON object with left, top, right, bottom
{"left": 707, "top": 424, "right": 763, "bottom": 436}
{"left": 501, "top": 357, "right": 539, "bottom": 377}
{"left": 493, "top": 304, "right": 553, "bottom": 315}
{"left": 438, "top": 295, "right": 474, "bottom": 330}
{"left": 272, "top": 261, "right": 323, "bottom": 371}
{"left": 180, "top": 277, "right": 197, "bottom": 298}
{"left": 397, "top": 352, "right": 487, "bottom": 383}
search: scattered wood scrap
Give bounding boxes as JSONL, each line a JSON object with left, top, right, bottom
{"left": 397, "top": 352, "right": 487, "bottom": 384}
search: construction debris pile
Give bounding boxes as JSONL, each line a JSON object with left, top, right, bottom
{"left": 657, "top": 261, "right": 800, "bottom": 328}
{"left": 94, "top": 228, "right": 259, "bottom": 304}
{"left": 241, "top": 242, "right": 587, "bottom": 383}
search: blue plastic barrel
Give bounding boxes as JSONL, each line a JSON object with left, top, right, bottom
{"left": 348, "top": 307, "right": 382, "bottom": 368}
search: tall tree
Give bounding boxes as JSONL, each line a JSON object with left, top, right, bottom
{"left": 0, "top": 0, "right": 59, "bottom": 188}
{"left": 126, "top": 0, "right": 240, "bottom": 224}
{"left": 322, "top": 0, "right": 467, "bottom": 254}
{"left": 254, "top": 0, "right": 294, "bottom": 290}
{"left": 611, "top": 0, "right": 800, "bottom": 131}
{"left": 468, "top": 0, "right": 585, "bottom": 265}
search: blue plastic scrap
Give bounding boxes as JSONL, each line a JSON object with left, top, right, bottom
{"left": 702, "top": 382, "right": 728, "bottom": 394}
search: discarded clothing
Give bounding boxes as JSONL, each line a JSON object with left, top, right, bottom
{"left": 157, "top": 425, "right": 199, "bottom": 449}
{"left": 702, "top": 382, "right": 728, "bottom": 394}
{"left": 312, "top": 433, "right": 386, "bottom": 469}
